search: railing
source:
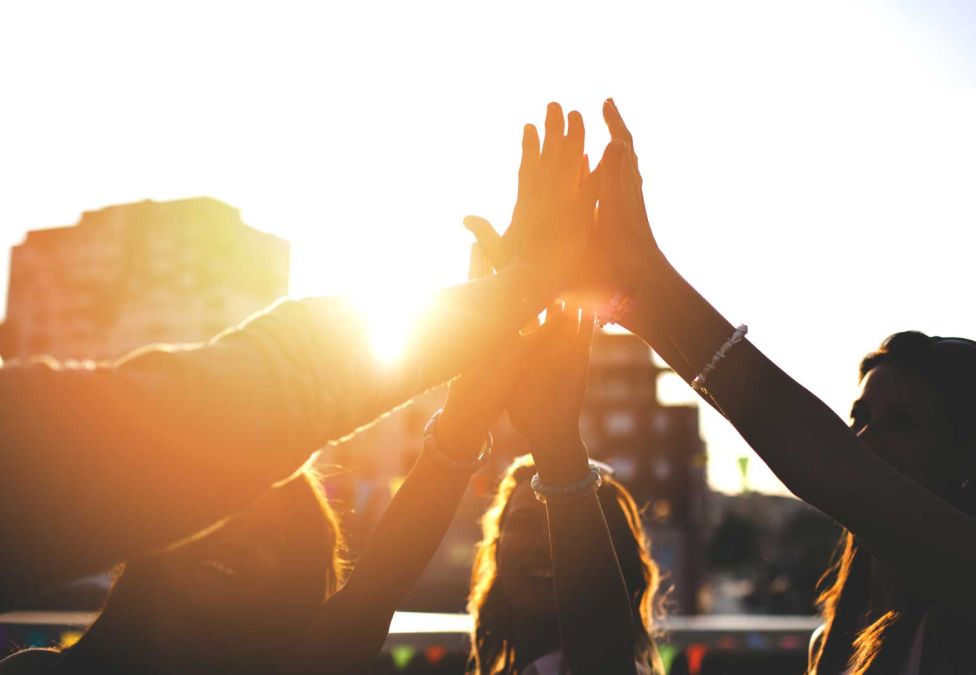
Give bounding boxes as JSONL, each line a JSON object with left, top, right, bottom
{"left": 0, "top": 611, "right": 820, "bottom": 673}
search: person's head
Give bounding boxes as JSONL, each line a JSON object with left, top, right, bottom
{"left": 467, "top": 455, "right": 661, "bottom": 674}
{"left": 852, "top": 331, "right": 976, "bottom": 507}
{"left": 64, "top": 470, "right": 343, "bottom": 674}
{"left": 813, "top": 332, "right": 976, "bottom": 674}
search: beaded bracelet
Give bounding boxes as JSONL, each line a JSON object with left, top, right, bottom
{"left": 422, "top": 409, "right": 492, "bottom": 473}
{"left": 597, "top": 290, "right": 640, "bottom": 328}
{"left": 530, "top": 464, "right": 604, "bottom": 503}
{"left": 690, "top": 324, "right": 748, "bottom": 395}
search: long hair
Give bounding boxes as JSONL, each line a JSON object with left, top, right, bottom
{"left": 62, "top": 470, "right": 344, "bottom": 675}
{"left": 809, "top": 331, "right": 976, "bottom": 674}
{"left": 467, "top": 455, "right": 663, "bottom": 675}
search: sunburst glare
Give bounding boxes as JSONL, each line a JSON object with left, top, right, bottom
{"left": 349, "top": 289, "right": 433, "bottom": 365}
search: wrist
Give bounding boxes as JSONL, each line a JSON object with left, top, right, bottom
{"left": 532, "top": 434, "right": 591, "bottom": 485}
{"left": 503, "top": 262, "right": 561, "bottom": 308}
{"left": 436, "top": 408, "right": 490, "bottom": 462}
{"left": 422, "top": 409, "right": 492, "bottom": 474}
{"left": 630, "top": 246, "right": 669, "bottom": 294}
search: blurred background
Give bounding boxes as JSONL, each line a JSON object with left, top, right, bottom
{"left": 0, "top": 0, "right": 973, "bottom": 672}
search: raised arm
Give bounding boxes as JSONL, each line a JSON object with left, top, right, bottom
{"left": 0, "top": 104, "right": 592, "bottom": 606}
{"left": 593, "top": 98, "right": 976, "bottom": 625}
{"left": 508, "top": 305, "right": 640, "bottom": 675}
{"left": 285, "top": 244, "right": 560, "bottom": 673}
{"left": 292, "top": 312, "right": 561, "bottom": 674}
{"left": 280, "top": 102, "right": 597, "bottom": 672}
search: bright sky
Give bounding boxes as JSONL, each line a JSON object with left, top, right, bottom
{"left": 2, "top": 0, "right": 974, "bottom": 493}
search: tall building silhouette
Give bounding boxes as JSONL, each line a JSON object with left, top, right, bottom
{"left": 584, "top": 331, "right": 708, "bottom": 614}
{"left": 1, "top": 197, "right": 288, "bottom": 361}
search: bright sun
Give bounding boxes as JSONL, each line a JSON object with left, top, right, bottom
{"left": 288, "top": 216, "right": 485, "bottom": 367}
{"left": 349, "top": 289, "right": 433, "bottom": 364}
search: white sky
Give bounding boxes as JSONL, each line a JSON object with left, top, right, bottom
{"left": 2, "top": 0, "right": 974, "bottom": 493}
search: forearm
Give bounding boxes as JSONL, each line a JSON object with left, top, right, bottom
{"left": 624, "top": 253, "right": 822, "bottom": 481}
{"left": 620, "top": 309, "right": 696, "bottom": 384}
{"left": 397, "top": 263, "right": 557, "bottom": 390}
{"left": 0, "top": 264, "right": 553, "bottom": 604}
{"left": 630, "top": 253, "right": 976, "bottom": 621}
{"left": 0, "top": 305, "right": 338, "bottom": 603}
{"left": 340, "top": 449, "right": 471, "bottom": 610}
{"left": 292, "top": 449, "right": 473, "bottom": 672}
{"left": 545, "top": 491, "right": 638, "bottom": 675}
{"left": 534, "top": 446, "right": 638, "bottom": 675}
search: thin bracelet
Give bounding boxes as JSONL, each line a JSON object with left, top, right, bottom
{"left": 422, "top": 409, "right": 492, "bottom": 473}
{"left": 530, "top": 464, "right": 604, "bottom": 503}
{"left": 690, "top": 324, "right": 748, "bottom": 395}
{"left": 596, "top": 290, "right": 640, "bottom": 327}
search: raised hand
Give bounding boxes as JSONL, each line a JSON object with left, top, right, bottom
{"left": 508, "top": 303, "right": 595, "bottom": 483}
{"left": 594, "top": 98, "right": 662, "bottom": 292}
{"left": 464, "top": 102, "right": 597, "bottom": 293}
{"left": 462, "top": 122, "right": 541, "bottom": 270}
{"left": 435, "top": 244, "right": 555, "bottom": 459}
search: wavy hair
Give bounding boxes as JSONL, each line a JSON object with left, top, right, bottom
{"left": 61, "top": 469, "right": 344, "bottom": 674}
{"left": 809, "top": 331, "right": 976, "bottom": 674}
{"left": 467, "top": 455, "right": 663, "bottom": 674}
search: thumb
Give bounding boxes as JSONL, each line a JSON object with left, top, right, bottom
{"left": 513, "top": 310, "right": 563, "bottom": 360}
{"left": 463, "top": 215, "right": 506, "bottom": 270}
{"left": 468, "top": 242, "right": 493, "bottom": 280}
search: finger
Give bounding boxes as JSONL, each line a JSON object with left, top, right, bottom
{"left": 599, "top": 140, "right": 627, "bottom": 202}
{"left": 554, "top": 301, "right": 582, "bottom": 344}
{"left": 602, "top": 97, "right": 634, "bottom": 150}
{"left": 622, "top": 150, "right": 644, "bottom": 202}
{"left": 577, "top": 311, "right": 596, "bottom": 359}
{"left": 543, "top": 301, "right": 570, "bottom": 334}
{"left": 581, "top": 154, "right": 601, "bottom": 206}
{"left": 545, "top": 300, "right": 564, "bottom": 322}
{"left": 516, "top": 312, "right": 561, "bottom": 354}
{"left": 603, "top": 98, "right": 641, "bottom": 175}
{"left": 463, "top": 216, "right": 506, "bottom": 268}
{"left": 519, "top": 314, "right": 542, "bottom": 335}
{"left": 541, "top": 101, "right": 565, "bottom": 160}
{"left": 566, "top": 109, "right": 585, "bottom": 161}
{"left": 518, "top": 123, "right": 541, "bottom": 184}
{"left": 468, "top": 242, "right": 493, "bottom": 280}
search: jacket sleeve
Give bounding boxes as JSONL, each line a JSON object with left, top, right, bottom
{"left": 0, "top": 296, "right": 425, "bottom": 607}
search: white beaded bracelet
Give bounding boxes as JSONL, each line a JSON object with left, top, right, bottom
{"left": 691, "top": 324, "right": 748, "bottom": 395}
{"left": 530, "top": 464, "right": 604, "bottom": 503}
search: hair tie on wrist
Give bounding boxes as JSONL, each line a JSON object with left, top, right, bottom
{"left": 530, "top": 464, "right": 604, "bottom": 503}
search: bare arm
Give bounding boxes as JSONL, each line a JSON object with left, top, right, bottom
{"left": 286, "top": 447, "right": 476, "bottom": 674}
{"left": 597, "top": 99, "right": 976, "bottom": 626}
{"left": 287, "top": 244, "right": 561, "bottom": 672}
{"left": 0, "top": 239, "right": 567, "bottom": 607}
{"left": 508, "top": 307, "right": 639, "bottom": 675}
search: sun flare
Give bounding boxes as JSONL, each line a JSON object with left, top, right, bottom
{"left": 348, "top": 289, "right": 434, "bottom": 365}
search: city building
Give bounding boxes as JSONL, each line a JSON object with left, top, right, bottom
{"left": 1, "top": 197, "right": 288, "bottom": 361}
{"left": 584, "top": 330, "right": 709, "bottom": 615}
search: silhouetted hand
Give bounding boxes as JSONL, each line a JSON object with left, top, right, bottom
{"left": 508, "top": 304, "right": 595, "bottom": 482}
{"left": 435, "top": 245, "right": 556, "bottom": 461}
{"left": 464, "top": 102, "right": 598, "bottom": 294}
{"left": 594, "top": 98, "right": 661, "bottom": 292}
